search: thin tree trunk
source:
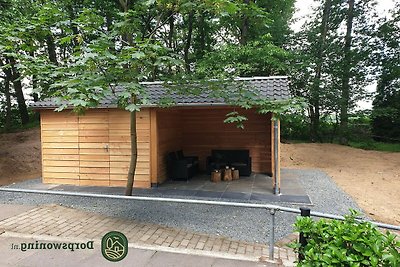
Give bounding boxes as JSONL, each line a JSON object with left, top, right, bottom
{"left": 4, "top": 78, "right": 12, "bottom": 131}
{"left": 168, "top": 11, "right": 174, "bottom": 49}
{"left": 198, "top": 13, "right": 206, "bottom": 58}
{"left": 106, "top": 13, "right": 113, "bottom": 32}
{"left": 184, "top": 11, "right": 194, "bottom": 73}
{"left": 239, "top": 0, "right": 250, "bottom": 45}
{"left": 166, "top": 11, "right": 175, "bottom": 74}
{"left": 339, "top": 0, "right": 355, "bottom": 144}
{"left": 118, "top": 0, "right": 137, "bottom": 196}
{"left": 29, "top": 51, "right": 39, "bottom": 102}
{"left": 67, "top": 4, "right": 79, "bottom": 47}
{"left": 46, "top": 35, "right": 58, "bottom": 65}
{"left": 310, "top": 0, "right": 332, "bottom": 142}
{"left": 125, "top": 106, "right": 137, "bottom": 196}
{"left": 32, "top": 77, "right": 39, "bottom": 102}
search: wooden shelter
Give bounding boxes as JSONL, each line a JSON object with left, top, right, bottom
{"left": 31, "top": 77, "right": 289, "bottom": 192}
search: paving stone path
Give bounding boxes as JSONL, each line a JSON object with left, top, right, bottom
{"left": 0, "top": 205, "right": 296, "bottom": 266}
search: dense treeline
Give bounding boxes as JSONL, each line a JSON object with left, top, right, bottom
{"left": 288, "top": 0, "right": 400, "bottom": 144}
{"left": 0, "top": 0, "right": 399, "bottom": 144}
{"left": 0, "top": 0, "right": 294, "bottom": 127}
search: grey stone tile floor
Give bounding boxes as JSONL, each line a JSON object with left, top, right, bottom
{"left": 4, "top": 172, "right": 311, "bottom": 204}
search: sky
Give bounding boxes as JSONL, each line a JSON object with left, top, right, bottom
{"left": 292, "top": 0, "right": 397, "bottom": 32}
{"left": 291, "top": 0, "right": 398, "bottom": 110}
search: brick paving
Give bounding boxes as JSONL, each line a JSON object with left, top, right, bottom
{"left": 0, "top": 204, "right": 296, "bottom": 266}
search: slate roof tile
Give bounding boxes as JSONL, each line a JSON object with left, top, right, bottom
{"left": 30, "top": 76, "right": 290, "bottom": 109}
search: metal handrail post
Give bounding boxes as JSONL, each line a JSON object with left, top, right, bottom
{"left": 269, "top": 208, "right": 276, "bottom": 260}
{"left": 299, "top": 207, "right": 311, "bottom": 261}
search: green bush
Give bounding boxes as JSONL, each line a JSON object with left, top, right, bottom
{"left": 0, "top": 107, "right": 39, "bottom": 133}
{"left": 280, "top": 112, "right": 310, "bottom": 141}
{"left": 289, "top": 211, "right": 400, "bottom": 266}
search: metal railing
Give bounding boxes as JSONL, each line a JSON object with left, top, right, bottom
{"left": 0, "top": 187, "right": 399, "bottom": 261}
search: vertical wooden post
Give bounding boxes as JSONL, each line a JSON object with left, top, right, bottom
{"left": 271, "top": 113, "right": 281, "bottom": 194}
{"left": 271, "top": 113, "right": 275, "bottom": 188}
{"left": 277, "top": 119, "right": 281, "bottom": 193}
{"left": 150, "top": 109, "right": 158, "bottom": 186}
{"left": 40, "top": 111, "right": 45, "bottom": 183}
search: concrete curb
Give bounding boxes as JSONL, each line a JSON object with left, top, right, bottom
{"left": 1, "top": 231, "right": 279, "bottom": 265}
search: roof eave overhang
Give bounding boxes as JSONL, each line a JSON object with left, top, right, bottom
{"left": 31, "top": 102, "right": 232, "bottom": 110}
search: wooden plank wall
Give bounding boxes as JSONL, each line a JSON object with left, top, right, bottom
{"left": 40, "top": 108, "right": 151, "bottom": 188}
{"left": 156, "top": 109, "right": 182, "bottom": 183}
{"left": 78, "top": 110, "right": 110, "bottom": 186}
{"left": 152, "top": 107, "right": 272, "bottom": 184}
{"left": 41, "top": 111, "right": 80, "bottom": 185}
{"left": 109, "top": 109, "right": 151, "bottom": 188}
{"left": 181, "top": 108, "right": 272, "bottom": 174}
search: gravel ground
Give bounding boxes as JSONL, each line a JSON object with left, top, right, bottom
{"left": 0, "top": 169, "right": 364, "bottom": 244}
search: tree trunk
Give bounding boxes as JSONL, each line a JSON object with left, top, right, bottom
{"left": 310, "top": 0, "right": 332, "bottom": 142}
{"left": 309, "top": 107, "right": 320, "bottom": 142}
{"left": 239, "top": 0, "right": 250, "bottom": 45}
{"left": 2, "top": 57, "right": 29, "bottom": 125}
{"left": 125, "top": 107, "right": 137, "bottom": 196}
{"left": 118, "top": 0, "right": 138, "bottom": 196}
{"left": 10, "top": 58, "right": 29, "bottom": 125}
{"left": 198, "top": 13, "right": 206, "bottom": 58}
{"left": 168, "top": 11, "right": 174, "bottom": 49}
{"left": 184, "top": 11, "right": 194, "bottom": 73}
{"left": 67, "top": 4, "right": 79, "bottom": 47}
{"left": 106, "top": 13, "right": 113, "bottom": 32}
{"left": 46, "top": 35, "right": 58, "bottom": 65}
{"left": 29, "top": 51, "right": 39, "bottom": 102}
{"left": 339, "top": 0, "right": 355, "bottom": 144}
{"left": 4, "top": 78, "right": 12, "bottom": 131}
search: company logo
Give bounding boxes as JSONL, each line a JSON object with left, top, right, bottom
{"left": 101, "top": 231, "right": 128, "bottom": 262}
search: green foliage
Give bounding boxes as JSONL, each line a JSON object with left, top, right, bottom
{"left": 348, "top": 141, "right": 400, "bottom": 153}
{"left": 0, "top": 0, "right": 300, "bottom": 133}
{"left": 371, "top": 4, "right": 400, "bottom": 143}
{"left": 290, "top": 211, "right": 400, "bottom": 266}
{"left": 281, "top": 112, "right": 310, "bottom": 141}
{"left": 288, "top": 0, "right": 380, "bottom": 141}
{"left": 0, "top": 107, "right": 39, "bottom": 132}
{"left": 281, "top": 109, "right": 400, "bottom": 152}
{"left": 224, "top": 111, "right": 247, "bottom": 129}
{"left": 196, "top": 40, "right": 289, "bottom": 78}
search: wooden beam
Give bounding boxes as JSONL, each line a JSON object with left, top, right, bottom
{"left": 271, "top": 115, "right": 281, "bottom": 194}
{"left": 270, "top": 113, "right": 275, "bottom": 189}
{"left": 150, "top": 109, "right": 158, "bottom": 185}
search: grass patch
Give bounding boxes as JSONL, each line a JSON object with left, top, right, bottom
{"left": 348, "top": 140, "right": 400, "bottom": 152}
{"left": 282, "top": 139, "right": 311, "bottom": 144}
{"left": 285, "top": 139, "right": 400, "bottom": 152}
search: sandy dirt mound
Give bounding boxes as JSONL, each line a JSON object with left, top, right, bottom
{"left": 0, "top": 128, "right": 41, "bottom": 185}
{"left": 282, "top": 143, "right": 400, "bottom": 225}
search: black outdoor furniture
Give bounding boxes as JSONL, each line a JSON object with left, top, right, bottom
{"left": 176, "top": 150, "right": 199, "bottom": 172}
{"left": 206, "top": 149, "right": 252, "bottom": 176}
{"left": 167, "top": 151, "right": 199, "bottom": 181}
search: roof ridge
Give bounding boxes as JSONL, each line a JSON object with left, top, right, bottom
{"left": 139, "top": 76, "right": 288, "bottom": 85}
{"left": 234, "top": 76, "right": 288, "bottom": 81}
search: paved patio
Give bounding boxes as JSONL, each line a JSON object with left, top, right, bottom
{"left": 5, "top": 170, "right": 310, "bottom": 204}
{"left": 0, "top": 204, "right": 297, "bottom": 266}
{"left": 151, "top": 172, "right": 310, "bottom": 204}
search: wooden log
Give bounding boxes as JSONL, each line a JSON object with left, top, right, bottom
{"left": 232, "top": 169, "right": 240, "bottom": 180}
{"left": 211, "top": 171, "right": 221, "bottom": 183}
{"left": 223, "top": 168, "right": 232, "bottom": 181}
